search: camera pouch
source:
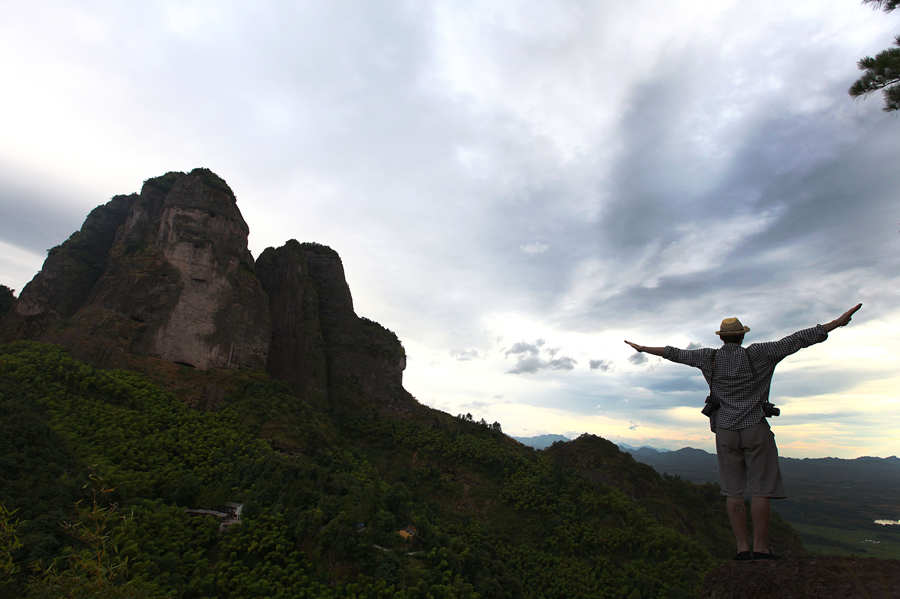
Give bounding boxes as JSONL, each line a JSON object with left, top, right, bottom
{"left": 702, "top": 395, "right": 719, "bottom": 432}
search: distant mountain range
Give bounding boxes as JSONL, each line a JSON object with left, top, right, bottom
{"left": 512, "top": 434, "right": 571, "bottom": 449}
{"left": 616, "top": 444, "right": 900, "bottom": 499}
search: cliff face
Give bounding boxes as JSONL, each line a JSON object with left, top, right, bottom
{"left": 2, "top": 168, "right": 409, "bottom": 409}
{"left": 5, "top": 169, "right": 271, "bottom": 370}
{"left": 255, "top": 240, "right": 329, "bottom": 405}
{"left": 257, "top": 240, "right": 408, "bottom": 408}
{"left": 11, "top": 193, "right": 136, "bottom": 329}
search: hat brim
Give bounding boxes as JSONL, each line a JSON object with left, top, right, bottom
{"left": 716, "top": 326, "right": 750, "bottom": 335}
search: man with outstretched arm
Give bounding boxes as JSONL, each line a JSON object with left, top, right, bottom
{"left": 624, "top": 303, "right": 861, "bottom": 561}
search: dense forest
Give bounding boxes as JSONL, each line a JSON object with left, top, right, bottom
{"left": 1, "top": 341, "right": 802, "bottom": 598}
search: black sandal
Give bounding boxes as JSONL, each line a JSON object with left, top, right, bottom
{"left": 733, "top": 551, "right": 753, "bottom": 561}
{"left": 752, "top": 550, "right": 779, "bottom": 560}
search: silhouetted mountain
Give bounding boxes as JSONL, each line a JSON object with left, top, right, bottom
{"left": 513, "top": 434, "right": 570, "bottom": 449}
{"left": 616, "top": 442, "right": 663, "bottom": 454}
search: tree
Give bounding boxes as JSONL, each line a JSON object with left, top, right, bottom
{"left": 850, "top": 1, "right": 900, "bottom": 111}
{"left": 864, "top": 0, "right": 898, "bottom": 9}
{"left": 0, "top": 285, "right": 14, "bottom": 318}
{"left": 0, "top": 503, "right": 23, "bottom": 588}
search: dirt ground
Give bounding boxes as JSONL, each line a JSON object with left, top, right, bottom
{"left": 701, "top": 556, "right": 900, "bottom": 598}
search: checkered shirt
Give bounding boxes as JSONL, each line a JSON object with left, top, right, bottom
{"left": 663, "top": 325, "right": 829, "bottom": 431}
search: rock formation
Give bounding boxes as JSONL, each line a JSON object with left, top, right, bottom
{"left": 257, "top": 240, "right": 409, "bottom": 408}
{"left": 1, "top": 168, "right": 410, "bottom": 409}
{"left": 4, "top": 169, "right": 271, "bottom": 370}
{"left": 255, "top": 240, "right": 330, "bottom": 405}
{"left": 10, "top": 193, "right": 135, "bottom": 331}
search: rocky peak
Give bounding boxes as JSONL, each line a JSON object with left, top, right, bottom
{"left": 13, "top": 193, "right": 136, "bottom": 321}
{"left": 2, "top": 168, "right": 412, "bottom": 410}
{"left": 257, "top": 240, "right": 409, "bottom": 408}
{"left": 4, "top": 169, "right": 271, "bottom": 371}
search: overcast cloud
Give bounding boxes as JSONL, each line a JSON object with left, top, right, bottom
{"left": 2, "top": 1, "right": 898, "bottom": 458}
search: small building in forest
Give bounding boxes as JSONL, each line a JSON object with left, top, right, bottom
{"left": 185, "top": 502, "right": 244, "bottom": 532}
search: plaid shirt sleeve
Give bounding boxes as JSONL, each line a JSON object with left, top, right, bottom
{"left": 748, "top": 325, "right": 828, "bottom": 365}
{"left": 662, "top": 346, "right": 715, "bottom": 375}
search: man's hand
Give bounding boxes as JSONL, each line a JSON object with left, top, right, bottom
{"left": 824, "top": 303, "right": 862, "bottom": 332}
{"left": 624, "top": 340, "right": 666, "bottom": 356}
{"left": 624, "top": 340, "right": 643, "bottom": 352}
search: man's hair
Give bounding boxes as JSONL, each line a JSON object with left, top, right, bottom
{"left": 719, "top": 333, "right": 744, "bottom": 345}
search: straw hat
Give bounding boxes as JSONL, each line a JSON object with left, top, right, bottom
{"left": 716, "top": 317, "right": 750, "bottom": 336}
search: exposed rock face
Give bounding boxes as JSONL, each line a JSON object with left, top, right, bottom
{"left": 257, "top": 240, "right": 408, "bottom": 408}
{"left": 0, "top": 285, "right": 13, "bottom": 318}
{"left": 4, "top": 169, "right": 271, "bottom": 370}
{"left": 1, "top": 167, "right": 411, "bottom": 410}
{"left": 11, "top": 194, "right": 135, "bottom": 327}
{"left": 255, "top": 240, "right": 329, "bottom": 405}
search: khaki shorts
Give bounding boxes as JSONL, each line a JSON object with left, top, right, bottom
{"left": 715, "top": 419, "right": 786, "bottom": 498}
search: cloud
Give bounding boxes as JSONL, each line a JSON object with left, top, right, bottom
{"left": 0, "top": 166, "right": 95, "bottom": 258}
{"left": 686, "top": 342, "right": 703, "bottom": 350}
{"left": 520, "top": 241, "right": 549, "bottom": 254}
{"left": 629, "top": 353, "right": 648, "bottom": 365}
{"left": 507, "top": 356, "right": 543, "bottom": 374}
{"left": 590, "top": 359, "right": 612, "bottom": 372}
{"left": 451, "top": 348, "right": 481, "bottom": 361}
{"left": 461, "top": 401, "right": 489, "bottom": 412}
{"left": 504, "top": 336, "right": 576, "bottom": 374}
{"left": 507, "top": 354, "right": 577, "bottom": 375}
{"left": 504, "top": 342, "right": 540, "bottom": 357}
{"left": 1, "top": 1, "right": 897, "bottom": 457}
{"left": 548, "top": 356, "right": 576, "bottom": 370}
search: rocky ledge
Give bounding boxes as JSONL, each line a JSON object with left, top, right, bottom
{"left": 702, "top": 556, "right": 900, "bottom": 598}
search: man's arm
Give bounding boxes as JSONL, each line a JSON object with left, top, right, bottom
{"left": 625, "top": 339, "right": 712, "bottom": 370}
{"left": 822, "top": 303, "right": 862, "bottom": 333}
{"left": 624, "top": 340, "right": 665, "bottom": 356}
{"left": 753, "top": 303, "right": 862, "bottom": 363}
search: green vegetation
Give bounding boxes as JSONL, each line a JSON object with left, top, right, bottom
{"left": 789, "top": 522, "right": 900, "bottom": 560}
{"left": 189, "top": 168, "right": 233, "bottom": 195}
{"left": 851, "top": 0, "right": 900, "bottom": 111}
{"left": 1, "top": 341, "right": 748, "bottom": 597}
{"left": 0, "top": 286, "right": 13, "bottom": 318}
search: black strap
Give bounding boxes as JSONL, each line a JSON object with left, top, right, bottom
{"left": 744, "top": 347, "right": 757, "bottom": 379}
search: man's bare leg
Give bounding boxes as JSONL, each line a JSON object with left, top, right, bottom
{"left": 726, "top": 497, "right": 750, "bottom": 552}
{"left": 751, "top": 496, "right": 770, "bottom": 552}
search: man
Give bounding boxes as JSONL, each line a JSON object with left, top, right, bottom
{"left": 624, "top": 303, "right": 862, "bottom": 561}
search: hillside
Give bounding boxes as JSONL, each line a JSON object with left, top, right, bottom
{"left": 0, "top": 341, "right": 762, "bottom": 598}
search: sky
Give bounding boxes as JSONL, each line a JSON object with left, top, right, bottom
{"left": 2, "top": 1, "right": 899, "bottom": 459}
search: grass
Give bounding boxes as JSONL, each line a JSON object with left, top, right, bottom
{"left": 791, "top": 522, "right": 900, "bottom": 559}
